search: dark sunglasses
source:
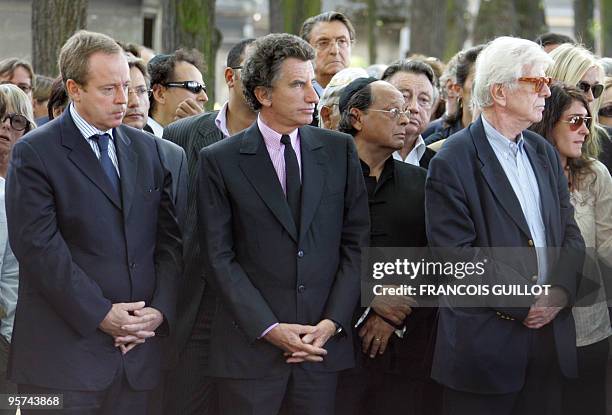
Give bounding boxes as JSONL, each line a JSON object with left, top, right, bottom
{"left": 1, "top": 112, "right": 29, "bottom": 131}
{"left": 561, "top": 115, "right": 592, "bottom": 131}
{"left": 577, "top": 81, "right": 604, "bottom": 99}
{"left": 518, "top": 76, "right": 552, "bottom": 93}
{"left": 598, "top": 105, "right": 612, "bottom": 118}
{"left": 163, "top": 81, "right": 207, "bottom": 94}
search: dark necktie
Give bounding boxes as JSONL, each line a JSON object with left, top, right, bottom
{"left": 91, "top": 133, "right": 120, "bottom": 195}
{"left": 280, "top": 134, "right": 301, "bottom": 228}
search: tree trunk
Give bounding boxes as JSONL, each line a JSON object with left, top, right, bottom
{"left": 515, "top": 0, "right": 547, "bottom": 41}
{"left": 268, "top": 0, "right": 321, "bottom": 36}
{"left": 367, "top": 0, "right": 377, "bottom": 64}
{"left": 31, "top": 0, "right": 88, "bottom": 77}
{"left": 161, "top": 0, "right": 220, "bottom": 110}
{"left": 473, "top": 0, "right": 516, "bottom": 45}
{"left": 409, "top": 0, "right": 446, "bottom": 58}
{"left": 443, "top": 0, "right": 469, "bottom": 61}
{"left": 573, "top": 0, "right": 594, "bottom": 50}
{"left": 602, "top": 0, "right": 612, "bottom": 57}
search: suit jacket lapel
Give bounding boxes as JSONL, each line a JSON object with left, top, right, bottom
{"left": 115, "top": 127, "right": 138, "bottom": 218}
{"left": 298, "top": 127, "right": 325, "bottom": 239}
{"left": 60, "top": 111, "right": 122, "bottom": 209}
{"left": 239, "top": 123, "right": 298, "bottom": 242}
{"left": 472, "top": 117, "right": 532, "bottom": 239}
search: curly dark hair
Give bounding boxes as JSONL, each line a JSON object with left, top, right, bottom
{"left": 529, "top": 82, "right": 594, "bottom": 190}
{"left": 241, "top": 33, "right": 314, "bottom": 111}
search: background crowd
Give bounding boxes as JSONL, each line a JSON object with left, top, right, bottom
{"left": 0, "top": 8, "right": 611, "bottom": 415}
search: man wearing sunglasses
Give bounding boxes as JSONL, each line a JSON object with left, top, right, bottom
{"left": 426, "top": 37, "right": 584, "bottom": 415}
{"left": 146, "top": 49, "right": 208, "bottom": 137}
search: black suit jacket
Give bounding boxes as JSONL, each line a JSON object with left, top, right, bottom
{"left": 425, "top": 116, "right": 584, "bottom": 394}
{"left": 162, "top": 112, "right": 224, "bottom": 358}
{"left": 198, "top": 123, "right": 369, "bottom": 378}
{"left": 6, "top": 110, "right": 182, "bottom": 391}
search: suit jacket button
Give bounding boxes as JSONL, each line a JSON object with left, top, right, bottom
{"left": 531, "top": 275, "right": 538, "bottom": 282}
{"left": 130, "top": 262, "right": 136, "bottom": 269}
{"left": 298, "top": 284, "right": 305, "bottom": 293}
{"left": 528, "top": 239, "right": 534, "bottom": 247}
{"left": 297, "top": 250, "right": 304, "bottom": 258}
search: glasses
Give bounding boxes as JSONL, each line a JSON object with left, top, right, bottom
{"left": 163, "top": 81, "right": 207, "bottom": 94}
{"left": 518, "top": 76, "right": 552, "bottom": 93}
{"left": 230, "top": 66, "right": 242, "bottom": 70}
{"left": 369, "top": 108, "right": 410, "bottom": 120}
{"left": 128, "top": 86, "right": 151, "bottom": 98}
{"left": 599, "top": 105, "right": 612, "bottom": 118}
{"left": 1, "top": 113, "right": 29, "bottom": 131}
{"left": 577, "top": 81, "right": 604, "bottom": 99}
{"left": 561, "top": 115, "right": 592, "bottom": 131}
{"left": 0, "top": 81, "right": 32, "bottom": 94}
{"left": 313, "top": 37, "right": 351, "bottom": 51}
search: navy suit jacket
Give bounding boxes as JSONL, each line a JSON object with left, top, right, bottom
{"left": 5, "top": 110, "right": 182, "bottom": 391}
{"left": 198, "top": 123, "right": 369, "bottom": 378}
{"left": 425, "top": 116, "right": 584, "bottom": 394}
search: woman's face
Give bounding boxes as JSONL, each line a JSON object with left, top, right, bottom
{"left": 0, "top": 104, "right": 28, "bottom": 157}
{"left": 579, "top": 66, "right": 603, "bottom": 109}
{"left": 599, "top": 85, "right": 612, "bottom": 127}
{"left": 550, "top": 100, "right": 590, "bottom": 161}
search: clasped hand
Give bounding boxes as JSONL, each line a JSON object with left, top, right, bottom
{"left": 523, "top": 287, "right": 567, "bottom": 329}
{"left": 264, "top": 320, "right": 336, "bottom": 364}
{"left": 99, "top": 301, "right": 163, "bottom": 354}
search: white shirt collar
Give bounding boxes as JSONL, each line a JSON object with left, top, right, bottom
{"left": 393, "top": 135, "right": 426, "bottom": 166}
{"left": 146, "top": 117, "right": 164, "bottom": 138}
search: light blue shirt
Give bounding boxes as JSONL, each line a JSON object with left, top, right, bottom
{"left": 0, "top": 178, "right": 19, "bottom": 342}
{"left": 482, "top": 115, "right": 548, "bottom": 283}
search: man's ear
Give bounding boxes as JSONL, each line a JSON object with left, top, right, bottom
{"left": 254, "top": 86, "right": 272, "bottom": 108}
{"left": 490, "top": 83, "right": 507, "bottom": 107}
{"left": 224, "top": 67, "right": 235, "bottom": 88}
{"left": 350, "top": 108, "right": 364, "bottom": 132}
{"left": 65, "top": 79, "right": 80, "bottom": 102}
{"left": 152, "top": 84, "right": 166, "bottom": 105}
{"left": 320, "top": 105, "right": 332, "bottom": 128}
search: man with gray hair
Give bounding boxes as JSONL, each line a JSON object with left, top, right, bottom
{"left": 317, "top": 67, "right": 368, "bottom": 130}
{"left": 197, "top": 33, "right": 369, "bottom": 415}
{"left": 425, "top": 36, "right": 584, "bottom": 414}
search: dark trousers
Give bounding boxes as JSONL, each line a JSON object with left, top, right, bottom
{"left": 161, "top": 287, "right": 217, "bottom": 415}
{"left": 0, "top": 336, "right": 17, "bottom": 415}
{"left": 336, "top": 366, "right": 442, "bottom": 415}
{"left": 217, "top": 366, "right": 338, "bottom": 415}
{"left": 442, "top": 325, "right": 563, "bottom": 415}
{"left": 18, "top": 360, "right": 148, "bottom": 415}
{"left": 562, "top": 337, "right": 610, "bottom": 415}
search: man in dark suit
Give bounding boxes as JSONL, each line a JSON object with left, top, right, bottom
{"left": 122, "top": 54, "right": 187, "bottom": 228}
{"left": 198, "top": 33, "right": 369, "bottom": 415}
{"left": 425, "top": 37, "right": 584, "bottom": 415}
{"left": 161, "top": 38, "right": 256, "bottom": 415}
{"left": 382, "top": 60, "right": 437, "bottom": 169}
{"left": 5, "top": 30, "right": 182, "bottom": 415}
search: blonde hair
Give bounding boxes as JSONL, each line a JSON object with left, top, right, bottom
{"left": 0, "top": 84, "right": 36, "bottom": 131}
{"left": 547, "top": 43, "right": 605, "bottom": 158}
{"left": 59, "top": 30, "right": 122, "bottom": 86}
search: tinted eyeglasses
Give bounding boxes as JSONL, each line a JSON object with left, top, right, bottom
{"left": 1, "top": 112, "right": 29, "bottom": 131}
{"left": 518, "top": 76, "right": 552, "bottom": 93}
{"left": 599, "top": 105, "right": 612, "bottom": 118}
{"left": 163, "top": 81, "right": 207, "bottom": 94}
{"left": 577, "top": 81, "right": 604, "bottom": 99}
{"left": 561, "top": 115, "right": 592, "bottom": 131}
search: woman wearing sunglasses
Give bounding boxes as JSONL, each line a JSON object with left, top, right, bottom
{"left": 0, "top": 83, "right": 35, "bottom": 406}
{"left": 531, "top": 83, "right": 611, "bottom": 415}
{"left": 599, "top": 77, "right": 612, "bottom": 128}
{"left": 547, "top": 43, "right": 608, "bottom": 172}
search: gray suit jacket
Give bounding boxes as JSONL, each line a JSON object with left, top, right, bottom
{"left": 163, "top": 112, "right": 224, "bottom": 358}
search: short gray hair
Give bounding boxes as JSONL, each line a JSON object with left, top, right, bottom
{"left": 317, "top": 67, "right": 368, "bottom": 127}
{"left": 472, "top": 36, "right": 553, "bottom": 109}
{"left": 300, "top": 11, "right": 356, "bottom": 43}
{"left": 241, "top": 33, "right": 314, "bottom": 111}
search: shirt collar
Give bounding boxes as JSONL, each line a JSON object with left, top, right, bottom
{"left": 146, "top": 116, "right": 164, "bottom": 138}
{"left": 392, "top": 135, "right": 426, "bottom": 163}
{"left": 257, "top": 114, "right": 298, "bottom": 149}
{"left": 214, "top": 101, "right": 230, "bottom": 137}
{"left": 69, "top": 103, "right": 114, "bottom": 140}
